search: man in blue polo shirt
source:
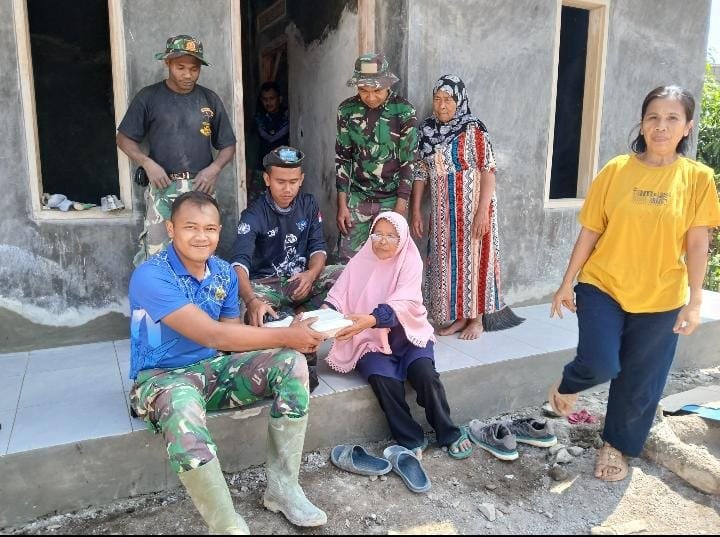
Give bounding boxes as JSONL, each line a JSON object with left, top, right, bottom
{"left": 129, "top": 191, "right": 327, "bottom": 533}
{"left": 231, "top": 146, "right": 343, "bottom": 391}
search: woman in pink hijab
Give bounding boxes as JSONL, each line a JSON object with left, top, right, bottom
{"left": 324, "top": 212, "right": 472, "bottom": 459}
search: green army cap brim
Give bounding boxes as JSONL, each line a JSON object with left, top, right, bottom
{"left": 155, "top": 50, "right": 209, "bottom": 66}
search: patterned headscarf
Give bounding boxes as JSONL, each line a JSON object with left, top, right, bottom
{"left": 419, "top": 74, "right": 487, "bottom": 159}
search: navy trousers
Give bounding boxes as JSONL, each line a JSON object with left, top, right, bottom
{"left": 558, "top": 283, "right": 681, "bottom": 457}
{"left": 368, "top": 358, "right": 461, "bottom": 450}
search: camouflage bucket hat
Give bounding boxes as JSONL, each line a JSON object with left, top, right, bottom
{"left": 347, "top": 53, "right": 399, "bottom": 88}
{"left": 155, "top": 35, "right": 209, "bottom": 66}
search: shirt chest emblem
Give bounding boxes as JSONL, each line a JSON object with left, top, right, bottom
{"left": 296, "top": 219, "right": 307, "bottom": 232}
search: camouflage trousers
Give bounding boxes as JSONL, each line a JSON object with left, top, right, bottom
{"left": 129, "top": 348, "right": 309, "bottom": 473}
{"left": 251, "top": 265, "right": 345, "bottom": 313}
{"left": 336, "top": 194, "right": 397, "bottom": 263}
{"left": 133, "top": 178, "right": 197, "bottom": 267}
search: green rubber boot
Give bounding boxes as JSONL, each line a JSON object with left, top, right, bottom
{"left": 178, "top": 458, "right": 250, "bottom": 535}
{"left": 263, "top": 415, "right": 327, "bottom": 527}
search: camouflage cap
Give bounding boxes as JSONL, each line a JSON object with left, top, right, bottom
{"left": 155, "top": 35, "right": 209, "bottom": 66}
{"left": 346, "top": 53, "right": 399, "bottom": 88}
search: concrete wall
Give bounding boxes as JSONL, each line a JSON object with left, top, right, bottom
{"left": 2, "top": 0, "right": 711, "bottom": 350}
{"left": 0, "top": 0, "right": 239, "bottom": 351}
{"left": 406, "top": 0, "right": 711, "bottom": 305}
{"left": 286, "top": 2, "right": 359, "bottom": 249}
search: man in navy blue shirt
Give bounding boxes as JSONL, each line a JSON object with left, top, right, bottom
{"left": 231, "top": 147, "right": 343, "bottom": 391}
{"left": 129, "top": 191, "right": 327, "bottom": 533}
{"left": 231, "top": 146, "right": 343, "bottom": 325}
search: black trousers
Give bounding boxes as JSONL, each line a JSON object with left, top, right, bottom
{"left": 368, "top": 357, "right": 461, "bottom": 450}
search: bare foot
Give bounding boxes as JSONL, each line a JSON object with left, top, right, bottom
{"left": 437, "top": 318, "right": 468, "bottom": 336}
{"left": 450, "top": 438, "right": 473, "bottom": 455}
{"left": 459, "top": 318, "right": 483, "bottom": 340}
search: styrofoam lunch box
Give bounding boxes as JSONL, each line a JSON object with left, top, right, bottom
{"left": 263, "top": 308, "right": 353, "bottom": 338}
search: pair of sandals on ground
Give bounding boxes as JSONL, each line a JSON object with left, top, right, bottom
{"left": 331, "top": 416, "right": 556, "bottom": 493}
{"left": 549, "top": 381, "right": 628, "bottom": 482}
{"left": 330, "top": 435, "right": 471, "bottom": 494}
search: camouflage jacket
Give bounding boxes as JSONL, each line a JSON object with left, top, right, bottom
{"left": 335, "top": 92, "right": 418, "bottom": 201}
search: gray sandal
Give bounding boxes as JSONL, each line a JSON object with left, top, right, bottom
{"left": 330, "top": 445, "right": 392, "bottom": 476}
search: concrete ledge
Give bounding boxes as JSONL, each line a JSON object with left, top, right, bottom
{"left": 1, "top": 299, "right": 719, "bottom": 528}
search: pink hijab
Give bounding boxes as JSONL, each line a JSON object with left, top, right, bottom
{"left": 325, "top": 212, "right": 436, "bottom": 373}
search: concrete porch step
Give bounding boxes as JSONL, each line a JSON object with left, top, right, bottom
{"left": 1, "top": 294, "right": 719, "bottom": 528}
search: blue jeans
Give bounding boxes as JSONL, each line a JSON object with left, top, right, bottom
{"left": 559, "top": 283, "right": 681, "bottom": 457}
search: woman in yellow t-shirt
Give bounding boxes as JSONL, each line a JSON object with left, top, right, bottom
{"left": 548, "top": 86, "right": 720, "bottom": 482}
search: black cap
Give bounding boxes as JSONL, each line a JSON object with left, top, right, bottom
{"left": 262, "top": 146, "right": 305, "bottom": 170}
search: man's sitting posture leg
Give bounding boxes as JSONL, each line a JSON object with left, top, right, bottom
{"left": 131, "top": 347, "right": 325, "bottom": 531}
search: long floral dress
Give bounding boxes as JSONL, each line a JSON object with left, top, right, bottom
{"left": 417, "top": 123, "right": 521, "bottom": 330}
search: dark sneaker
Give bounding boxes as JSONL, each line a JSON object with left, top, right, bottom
{"left": 467, "top": 420, "right": 519, "bottom": 461}
{"left": 507, "top": 417, "right": 557, "bottom": 448}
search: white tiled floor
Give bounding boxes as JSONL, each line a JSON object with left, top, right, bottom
{"left": 0, "top": 292, "right": 717, "bottom": 456}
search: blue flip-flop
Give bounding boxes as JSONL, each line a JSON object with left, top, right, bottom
{"left": 383, "top": 444, "right": 431, "bottom": 493}
{"left": 330, "top": 445, "right": 392, "bottom": 476}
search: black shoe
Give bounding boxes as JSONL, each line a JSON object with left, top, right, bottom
{"left": 308, "top": 365, "right": 320, "bottom": 393}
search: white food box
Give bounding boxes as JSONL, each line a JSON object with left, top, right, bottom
{"left": 263, "top": 308, "right": 353, "bottom": 338}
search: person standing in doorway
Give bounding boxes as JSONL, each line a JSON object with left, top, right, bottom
{"left": 548, "top": 86, "right": 720, "bottom": 482}
{"left": 335, "top": 53, "right": 419, "bottom": 262}
{"left": 117, "top": 35, "right": 237, "bottom": 266}
{"left": 249, "top": 81, "right": 290, "bottom": 203}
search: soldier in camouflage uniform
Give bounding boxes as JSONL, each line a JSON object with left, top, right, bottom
{"left": 335, "top": 53, "right": 419, "bottom": 262}
{"left": 117, "top": 35, "right": 236, "bottom": 266}
{"left": 129, "top": 191, "right": 327, "bottom": 533}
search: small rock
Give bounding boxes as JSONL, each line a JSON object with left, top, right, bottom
{"left": 478, "top": 503, "right": 496, "bottom": 522}
{"left": 369, "top": 513, "right": 377, "bottom": 520}
{"left": 550, "top": 464, "right": 569, "bottom": 481}
{"left": 555, "top": 448, "right": 574, "bottom": 464}
{"left": 379, "top": 475, "right": 387, "bottom": 482}
{"left": 485, "top": 483, "right": 498, "bottom": 491}
{"left": 240, "top": 485, "right": 248, "bottom": 493}
{"left": 369, "top": 475, "right": 378, "bottom": 482}
{"left": 504, "top": 474, "right": 515, "bottom": 480}
{"left": 549, "top": 443, "right": 566, "bottom": 456}
{"left": 545, "top": 512, "right": 554, "bottom": 519}
{"left": 593, "top": 437, "right": 605, "bottom": 449}
{"left": 47, "top": 525, "right": 62, "bottom": 531}
{"left": 518, "top": 501, "right": 524, "bottom": 507}
{"left": 345, "top": 519, "right": 350, "bottom": 528}
{"left": 568, "top": 446, "right": 585, "bottom": 457}
{"left": 590, "top": 519, "right": 649, "bottom": 535}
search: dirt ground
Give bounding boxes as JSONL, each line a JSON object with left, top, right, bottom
{"left": 7, "top": 366, "right": 720, "bottom": 535}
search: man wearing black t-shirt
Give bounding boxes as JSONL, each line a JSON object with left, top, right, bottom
{"left": 117, "top": 35, "right": 236, "bottom": 265}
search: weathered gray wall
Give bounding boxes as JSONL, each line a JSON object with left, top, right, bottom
{"left": 0, "top": 0, "right": 239, "bottom": 351}
{"left": 407, "top": 0, "right": 711, "bottom": 305}
{"left": 2, "top": 0, "right": 711, "bottom": 350}
{"left": 286, "top": 3, "right": 359, "bottom": 249}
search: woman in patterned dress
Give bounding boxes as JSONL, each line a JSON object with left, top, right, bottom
{"left": 411, "top": 75, "right": 523, "bottom": 339}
